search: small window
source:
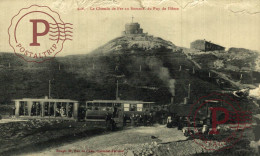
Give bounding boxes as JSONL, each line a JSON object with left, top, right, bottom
{"left": 107, "top": 103, "right": 113, "bottom": 107}
{"left": 124, "top": 103, "right": 130, "bottom": 111}
{"left": 49, "top": 102, "right": 55, "bottom": 116}
{"left": 87, "top": 103, "right": 93, "bottom": 107}
{"left": 143, "top": 103, "right": 149, "bottom": 108}
{"left": 114, "top": 103, "right": 121, "bottom": 107}
{"left": 137, "top": 104, "right": 143, "bottom": 112}
{"left": 87, "top": 103, "right": 93, "bottom": 110}
{"left": 19, "top": 101, "right": 28, "bottom": 116}
{"left": 93, "top": 103, "right": 99, "bottom": 110}
{"left": 34, "top": 102, "right": 42, "bottom": 116}
{"left": 137, "top": 104, "right": 143, "bottom": 108}
{"left": 56, "top": 102, "right": 62, "bottom": 117}
{"left": 130, "top": 104, "right": 137, "bottom": 111}
{"left": 68, "top": 103, "right": 73, "bottom": 117}
{"left": 60, "top": 103, "right": 67, "bottom": 117}
{"left": 93, "top": 103, "right": 99, "bottom": 107}
{"left": 44, "top": 102, "right": 49, "bottom": 116}
{"left": 100, "top": 103, "right": 107, "bottom": 107}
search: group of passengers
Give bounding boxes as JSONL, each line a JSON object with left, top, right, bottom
{"left": 105, "top": 112, "right": 116, "bottom": 131}
{"left": 55, "top": 105, "right": 73, "bottom": 117}
{"left": 166, "top": 114, "right": 195, "bottom": 130}
{"left": 128, "top": 113, "right": 154, "bottom": 127}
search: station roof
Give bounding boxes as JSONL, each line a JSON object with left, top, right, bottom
{"left": 191, "top": 39, "right": 225, "bottom": 48}
{"left": 86, "top": 100, "right": 154, "bottom": 104}
{"left": 204, "top": 100, "right": 220, "bottom": 103}
{"left": 13, "top": 98, "right": 78, "bottom": 103}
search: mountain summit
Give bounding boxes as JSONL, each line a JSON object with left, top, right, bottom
{"left": 90, "top": 21, "right": 177, "bottom": 55}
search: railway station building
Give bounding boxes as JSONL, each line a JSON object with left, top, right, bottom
{"left": 13, "top": 97, "right": 79, "bottom": 120}
{"left": 190, "top": 39, "right": 225, "bottom": 52}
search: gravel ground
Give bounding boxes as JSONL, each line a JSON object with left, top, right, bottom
{"left": 19, "top": 125, "right": 187, "bottom": 156}
{"left": 20, "top": 125, "right": 230, "bottom": 156}
{"left": 0, "top": 119, "right": 105, "bottom": 156}
{"left": 0, "top": 120, "right": 259, "bottom": 156}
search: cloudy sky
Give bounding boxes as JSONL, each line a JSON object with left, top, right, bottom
{"left": 0, "top": 0, "right": 260, "bottom": 56}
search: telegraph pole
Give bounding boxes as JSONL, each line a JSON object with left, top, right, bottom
{"left": 49, "top": 80, "right": 51, "bottom": 99}
{"left": 188, "top": 83, "right": 191, "bottom": 99}
{"left": 116, "top": 80, "right": 119, "bottom": 100}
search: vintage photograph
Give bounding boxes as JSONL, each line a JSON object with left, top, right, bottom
{"left": 0, "top": 0, "right": 260, "bottom": 155}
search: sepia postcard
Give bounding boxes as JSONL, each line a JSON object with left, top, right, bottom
{"left": 0, "top": 0, "right": 260, "bottom": 155}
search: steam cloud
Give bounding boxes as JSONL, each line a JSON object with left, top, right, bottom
{"left": 146, "top": 57, "right": 176, "bottom": 96}
{"left": 249, "top": 85, "right": 260, "bottom": 99}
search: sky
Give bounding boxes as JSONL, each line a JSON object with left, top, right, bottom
{"left": 0, "top": 0, "right": 260, "bottom": 56}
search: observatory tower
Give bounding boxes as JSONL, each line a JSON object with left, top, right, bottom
{"left": 122, "top": 16, "right": 144, "bottom": 35}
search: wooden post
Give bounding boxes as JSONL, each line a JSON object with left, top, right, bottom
{"left": 48, "top": 102, "right": 50, "bottom": 116}
{"left": 188, "top": 84, "right": 191, "bottom": 99}
{"left": 28, "top": 101, "right": 33, "bottom": 116}
{"left": 116, "top": 80, "right": 119, "bottom": 100}
{"left": 23, "top": 102, "right": 26, "bottom": 116}
{"left": 84, "top": 102, "right": 88, "bottom": 119}
{"left": 15, "top": 100, "right": 20, "bottom": 117}
{"left": 41, "top": 102, "right": 45, "bottom": 117}
{"left": 36, "top": 102, "right": 38, "bottom": 116}
{"left": 66, "top": 102, "right": 69, "bottom": 117}
{"left": 49, "top": 80, "right": 51, "bottom": 99}
{"left": 54, "top": 102, "right": 57, "bottom": 117}
{"left": 73, "top": 102, "right": 79, "bottom": 120}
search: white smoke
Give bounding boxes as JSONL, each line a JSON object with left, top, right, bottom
{"left": 249, "top": 85, "right": 260, "bottom": 99}
{"left": 146, "top": 58, "right": 176, "bottom": 96}
{"left": 169, "top": 79, "right": 176, "bottom": 96}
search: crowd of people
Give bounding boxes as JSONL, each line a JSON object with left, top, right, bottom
{"left": 104, "top": 112, "right": 155, "bottom": 130}
{"left": 128, "top": 113, "right": 154, "bottom": 127}
{"left": 166, "top": 114, "right": 191, "bottom": 130}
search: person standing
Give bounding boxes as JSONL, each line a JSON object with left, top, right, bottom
{"left": 136, "top": 114, "right": 140, "bottom": 126}
{"left": 123, "top": 114, "right": 127, "bottom": 126}
{"left": 130, "top": 113, "right": 135, "bottom": 127}
{"left": 105, "top": 112, "right": 112, "bottom": 130}
{"left": 178, "top": 116, "right": 183, "bottom": 130}
{"left": 143, "top": 113, "right": 147, "bottom": 126}
{"left": 166, "top": 116, "right": 173, "bottom": 128}
{"left": 149, "top": 112, "right": 153, "bottom": 125}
